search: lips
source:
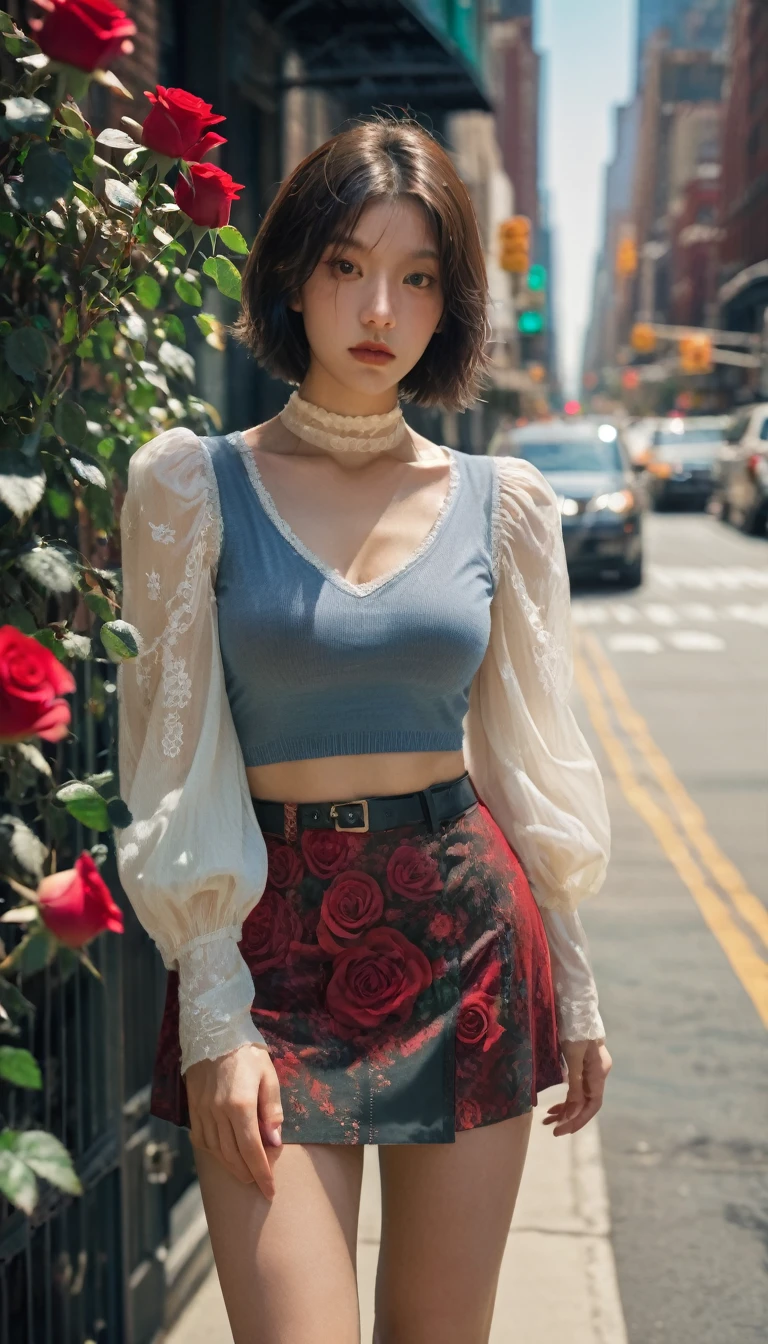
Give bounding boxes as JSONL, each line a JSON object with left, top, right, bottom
{"left": 349, "top": 342, "right": 395, "bottom": 366}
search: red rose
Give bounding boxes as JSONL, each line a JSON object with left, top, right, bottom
{"left": 141, "top": 86, "right": 226, "bottom": 161}
{"left": 456, "top": 989, "right": 504, "bottom": 1053}
{"left": 386, "top": 844, "right": 442, "bottom": 901}
{"left": 174, "top": 162, "right": 244, "bottom": 229}
{"left": 265, "top": 837, "right": 304, "bottom": 890}
{"left": 317, "top": 871, "right": 384, "bottom": 954}
{"left": 428, "top": 911, "right": 453, "bottom": 941}
{"left": 36, "top": 0, "right": 136, "bottom": 73}
{"left": 300, "top": 828, "right": 363, "bottom": 880}
{"left": 0, "top": 625, "right": 75, "bottom": 744}
{"left": 240, "top": 887, "right": 301, "bottom": 974}
{"left": 456, "top": 1098, "right": 483, "bottom": 1129}
{"left": 37, "top": 852, "right": 124, "bottom": 948}
{"left": 326, "top": 928, "right": 432, "bottom": 1030}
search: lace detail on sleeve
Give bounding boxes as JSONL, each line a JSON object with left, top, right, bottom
{"left": 539, "top": 908, "right": 606, "bottom": 1041}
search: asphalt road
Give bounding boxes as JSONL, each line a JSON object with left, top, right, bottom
{"left": 570, "top": 509, "right": 768, "bottom": 1344}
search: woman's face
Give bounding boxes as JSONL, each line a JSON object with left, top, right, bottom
{"left": 292, "top": 197, "right": 444, "bottom": 407}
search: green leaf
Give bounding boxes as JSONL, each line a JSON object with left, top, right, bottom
{"left": 202, "top": 255, "right": 242, "bottom": 301}
{"left": 46, "top": 486, "right": 72, "bottom": 519}
{"left": 174, "top": 275, "right": 202, "bottom": 307}
{"left": 133, "top": 274, "right": 161, "bottom": 310}
{"left": 69, "top": 457, "right": 107, "bottom": 489}
{"left": 0, "top": 1147, "right": 38, "bottom": 1214}
{"left": 83, "top": 590, "right": 113, "bottom": 621}
{"left": 0, "top": 365, "right": 23, "bottom": 411}
{"left": 161, "top": 313, "right": 186, "bottom": 345}
{"left": 4, "top": 327, "right": 50, "bottom": 381}
{"left": 16, "top": 144, "right": 73, "bottom": 214}
{"left": 0, "top": 814, "right": 47, "bottom": 880}
{"left": 0, "top": 1047, "right": 42, "bottom": 1090}
{"left": 15, "top": 741, "right": 52, "bottom": 776}
{"left": 95, "top": 127, "right": 136, "bottom": 150}
{"left": 75, "top": 337, "right": 93, "bottom": 358}
{"left": 15, "top": 1131, "right": 82, "bottom": 1196}
{"left": 59, "top": 632, "right": 91, "bottom": 660}
{"left": 0, "top": 452, "right": 45, "bottom": 519}
{"left": 100, "top": 620, "right": 139, "bottom": 662}
{"left": 158, "top": 340, "right": 195, "bottom": 382}
{"left": 5, "top": 927, "right": 55, "bottom": 978}
{"left": 54, "top": 399, "right": 87, "bottom": 447}
{"left": 218, "top": 224, "right": 249, "bottom": 255}
{"left": 195, "top": 313, "right": 214, "bottom": 337}
{"left": 0, "top": 15, "right": 17, "bottom": 35}
{"left": 20, "top": 545, "right": 78, "bottom": 593}
{"left": 106, "top": 797, "right": 133, "bottom": 829}
{"left": 0, "top": 979, "right": 36, "bottom": 1026}
{"left": 60, "top": 308, "right": 78, "bottom": 344}
{"left": 95, "top": 436, "right": 115, "bottom": 460}
{"left": 55, "top": 782, "right": 111, "bottom": 832}
{"left": 58, "top": 103, "right": 87, "bottom": 132}
{"left": 60, "top": 126, "right": 95, "bottom": 170}
{"left": 2, "top": 96, "right": 51, "bottom": 135}
{"left": 104, "top": 178, "right": 140, "bottom": 213}
{"left": 85, "top": 770, "right": 114, "bottom": 789}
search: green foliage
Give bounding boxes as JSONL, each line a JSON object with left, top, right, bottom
{"left": 0, "top": 7, "right": 251, "bottom": 1220}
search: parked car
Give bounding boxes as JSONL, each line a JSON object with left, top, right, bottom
{"left": 644, "top": 416, "right": 730, "bottom": 510}
{"left": 711, "top": 402, "right": 768, "bottom": 536}
{"left": 488, "top": 420, "right": 644, "bottom": 587}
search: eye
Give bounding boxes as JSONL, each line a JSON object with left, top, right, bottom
{"left": 404, "top": 272, "right": 434, "bottom": 289}
{"left": 329, "top": 257, "right": 357, "bottom": 276}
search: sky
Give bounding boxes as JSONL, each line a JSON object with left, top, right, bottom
{"left": 536, "top": 0, "right": 636, "bottom": 397}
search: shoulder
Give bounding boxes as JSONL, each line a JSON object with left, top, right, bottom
{"left": 489, "top": 453, "right": 560, "bottom": 527}
{"left": 127, "top": 426, "right": 216, "bottom": 503}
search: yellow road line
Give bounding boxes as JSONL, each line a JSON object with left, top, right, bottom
{"left": 573, "top": 645, "right": 768, "bottom": 1030}
{"left": 582, "top": 631, "right": 768, "bottom": 954}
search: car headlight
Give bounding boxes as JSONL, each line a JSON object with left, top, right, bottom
{"left": 558, "top": 496, "right": 580, "bottom": 516}
{"left": 589, "top": 490, "right": 635, "bottom": 514}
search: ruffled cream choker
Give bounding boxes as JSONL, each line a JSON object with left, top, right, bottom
{"left": 279, "top": 390, "right": 408, "bottom": 454}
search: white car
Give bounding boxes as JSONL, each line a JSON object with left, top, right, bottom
{"left": 711, "top": 403, "right": 768, "bottom": 536}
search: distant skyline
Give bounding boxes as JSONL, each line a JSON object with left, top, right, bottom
{"left": 536, "top": 0, "right": 635, "bottom": 397}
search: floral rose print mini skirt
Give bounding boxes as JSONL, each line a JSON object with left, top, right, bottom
{"left": 149, "top": 801, "right": 565, "bottom": 1143}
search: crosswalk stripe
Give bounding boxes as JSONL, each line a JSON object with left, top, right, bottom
{"left": 667, "top": 631, "right": 726, "bottom": 651}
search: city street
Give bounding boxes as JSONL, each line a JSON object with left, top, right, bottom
{"left": 572, "top": 509, "right": 768, "bottom": 1344}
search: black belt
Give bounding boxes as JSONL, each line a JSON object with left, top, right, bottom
{"left": 252, "top": 772, "right": 477, "bottom": 837}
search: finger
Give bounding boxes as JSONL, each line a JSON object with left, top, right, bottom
{"left": 554, "top": 1095, "right": 603, "bottom": 1136}
{"left": 215, "top": 1114, "right": 257, "bottom": 1185}
{"left": 231, "top": 1110, "right": 277, "bottom": 1200}
{"left": 198, "top": 1108, "right": 221, "bottom": 1156}
{"left": 257, "top": 1068, "right": 284, "bottom": 1148}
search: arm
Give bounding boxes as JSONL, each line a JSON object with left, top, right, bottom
{"left": 464, "top": 455, "right": 610, "bottom": 1042}
{"left": 116, "top": 427, "right": 269, "bottom": 1075}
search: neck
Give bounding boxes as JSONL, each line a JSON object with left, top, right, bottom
{"left": 278, "top": 390, "right": 409, "bottom": 459}
{"left": 298, "top": 372, "right": 398, "bottom": 419}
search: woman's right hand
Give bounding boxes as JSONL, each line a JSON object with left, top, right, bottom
{"left": 185, "top": 1043, "right": 283, "bottom": 1199}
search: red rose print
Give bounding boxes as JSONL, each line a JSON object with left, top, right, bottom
{"left": 37, "top": 851, "right": 123, "bottom": 947}
{"left": 240, "top": 887, "right": 300, "bottom": 974}
{"left": 265, "top": 837, "right": 304, "bottom": 890}
{"left": 0, "top": 625, "right": 75, "bottom": 744}
{"left": 317, "top": 871, "right": 384, "bottom": 954}
{"left": 457, "top": 988, "right": 504, "bottom": 1053}
{"left": 456, "top": 1098, "right": 483, "bottom": 1129}
{"left": 327, "top": 928, "right": 432, "bottom": 1030}
{"left": 428, "top": 911, "right": 453, "bottom": 941}
{"left": 301, "top": 828, "right": 363, "bottom": 880}
{"left": 386, "top": 844, "right": 442, "bottom": 901}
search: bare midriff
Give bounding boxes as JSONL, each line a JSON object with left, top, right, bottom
{"left": 245, "top": 748, "right": 467, "bottom": 805}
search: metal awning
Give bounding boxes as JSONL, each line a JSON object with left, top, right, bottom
{"left": 256, "top": 0, "right": 491, "bottom": 112}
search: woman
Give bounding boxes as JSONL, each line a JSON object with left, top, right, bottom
{"left": 116, "top": 119, "right": 612, "bottom": 1344}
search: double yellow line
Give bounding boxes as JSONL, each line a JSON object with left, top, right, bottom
{"left": 574, "top": 631, "right": 768, "bottom": 1029}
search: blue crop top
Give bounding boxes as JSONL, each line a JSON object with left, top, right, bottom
{"left": 204, "top": 433, "right": 498, "bottom": 767}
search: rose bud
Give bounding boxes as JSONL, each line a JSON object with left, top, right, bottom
{"left": 35, "top": 0, "right": 136, "bottom": 74}
{"left": 37, "top": 852, "right": 124, "bottom": 949}
{"left": 174, "top": 162, "right": 245, "bottom": 229}
{"left": 141, "top": 85, "right": 226, "bottom": 161}
{"left": 0, "top": 625, "right": 75, "bottom": 744}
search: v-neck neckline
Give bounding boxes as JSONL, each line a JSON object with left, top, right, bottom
{"left": 230, "top": 431, "right": 461, "bottom": 599}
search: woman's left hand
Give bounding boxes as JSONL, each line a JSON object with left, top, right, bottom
{"left": 542, "top": 1039, "right": 612, "bottom": 1137}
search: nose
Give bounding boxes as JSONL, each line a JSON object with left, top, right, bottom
{"left": 360, "top": 273, "right": 396, "bottom": 330}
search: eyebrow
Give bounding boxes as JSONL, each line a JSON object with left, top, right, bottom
{"left": 330, "top": 234, "right": 438, "bottom": 262}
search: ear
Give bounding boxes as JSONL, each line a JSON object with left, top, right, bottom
{"left": 288, "top": 291, "right": 303, "bottom": 314}
{"left": 434, "top": 309, "right": 445, "bottom": 335}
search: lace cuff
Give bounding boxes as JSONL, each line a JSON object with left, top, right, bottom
{"left": 540, "top": 907, "right": 606, "bottom": 1042}
{"left": 176, "top": 932, "right": 267, "bottom": 1075}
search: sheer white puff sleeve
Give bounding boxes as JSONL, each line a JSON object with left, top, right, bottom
{"left": 116, "top": 428, "right": 269, "bottom": 1075}
{"left": 463, "top": 455, "right": 610, "bottom": 1042}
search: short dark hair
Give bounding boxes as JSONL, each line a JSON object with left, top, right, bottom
{"left": 234, "top": 118, "right": 490, "bottom": 410}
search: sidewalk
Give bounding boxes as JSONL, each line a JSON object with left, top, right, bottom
{"left": 165, "top": 1082, "right": 628, "bottom": 1344}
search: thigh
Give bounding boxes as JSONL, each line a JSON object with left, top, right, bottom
{"left": 374, "top": 1111, "right": 533, "bottom": 1344}
{"left": 194, "top": 1141, "right": 365, "bottom": 1344}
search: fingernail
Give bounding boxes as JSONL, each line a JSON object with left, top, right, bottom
{"left": 269, "top": 1125, "right": 282, "bottom": 1146}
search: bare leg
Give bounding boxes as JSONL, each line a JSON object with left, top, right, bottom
{"left": 194, "top": 1142, "right": 365, "bottom": 1344}
{"left": 374, "top": 1111, "right": 533, "bottom": 1344}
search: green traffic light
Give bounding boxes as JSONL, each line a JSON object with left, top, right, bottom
{"left": 528, "top": 264, "right": 547, "bottom": 291}
{"left": 518, "top": 310, "right": 545, "bottom": 334}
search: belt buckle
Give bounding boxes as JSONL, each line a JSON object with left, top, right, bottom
{"left": 329, "top": 799, "right": 369, "bottom": 832}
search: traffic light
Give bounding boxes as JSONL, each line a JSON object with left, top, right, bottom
{"left": 528, "top": 264, "right": 547, "bottom": 291}
{"left": 616, "top": 237, "right": 638, "bottom": 278}
{"left": 630, "top": 322, "right": 656, "bottom": 354}
{"left": 499, "top": 216, "right": 531, "bottom": 273}
{"left": 518, "top": 310, "right": 545, "bottom": 335}
{"left": 678, "top": 334, "right": 713, "bottom": 374}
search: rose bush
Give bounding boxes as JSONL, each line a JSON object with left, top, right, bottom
{"left": 0, "top": 0, "right": 253, "bottom": 1216}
